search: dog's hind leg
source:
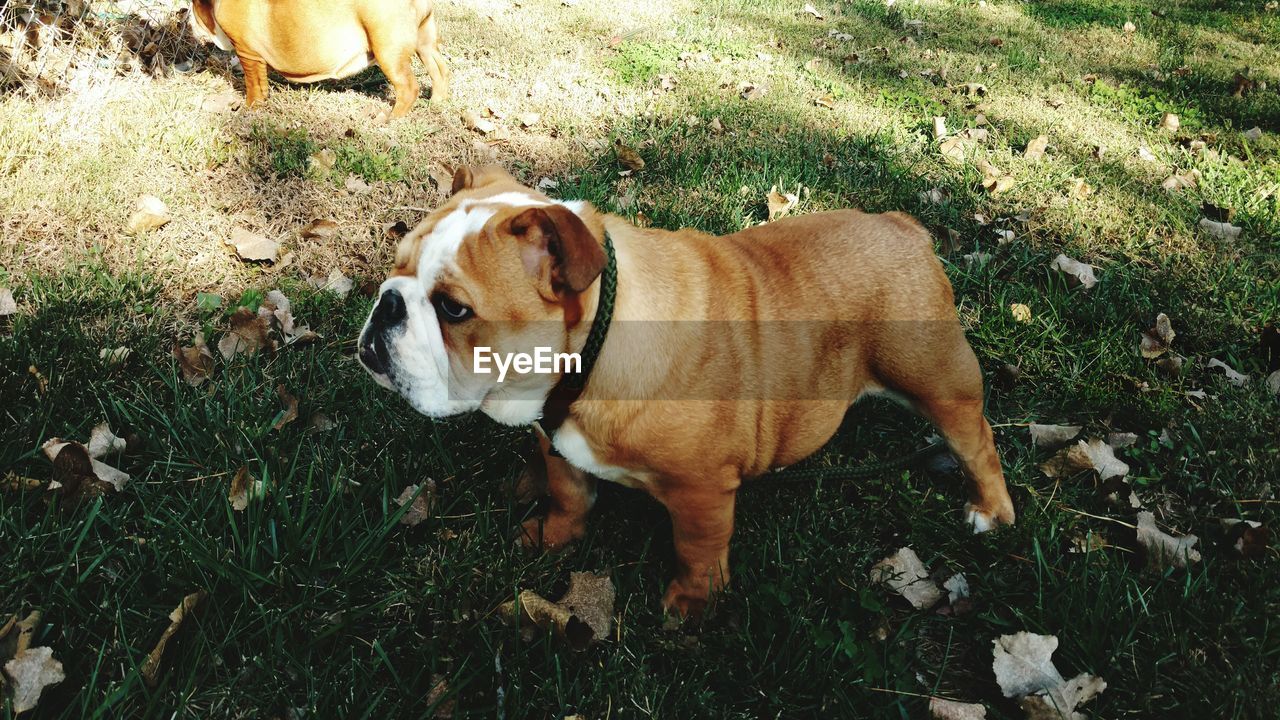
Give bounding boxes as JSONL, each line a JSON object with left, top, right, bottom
{"left": 875, "top": 326, "right": 1015, "bottom": 532}
{"left": 416, "top": 11, "right": 449, "bottom": 101}
{"left": 237, "top": 51, "right": 270, "bottom": 107}
{"left": 368, "top": 27, "right": 418, "bottom": 119}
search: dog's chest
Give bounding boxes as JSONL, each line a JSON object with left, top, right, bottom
{"left": 551, "top": 422, "right": 650, "bottom": 489}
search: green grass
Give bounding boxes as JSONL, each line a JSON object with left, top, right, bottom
{"left": 3, "top": 0, "right": 1280, "bottom": 717}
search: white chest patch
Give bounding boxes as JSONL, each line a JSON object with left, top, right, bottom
{"left": 550, "top": 422, "right": 647, "bottom": 488}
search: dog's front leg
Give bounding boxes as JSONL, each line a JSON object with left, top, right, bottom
{"left": 654, "top": 474, "right": 740, "bottom": 618}
{"left": 519, "top": 430, "right": 596, "bottom": 551}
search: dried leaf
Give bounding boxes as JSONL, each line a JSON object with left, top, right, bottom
{"left": 218, "top": 308, "right": 275, "bottom": 361}
{"left": 1122, "top": 20, "right": 1136, "bottom": 33}
{"left": 1028, "top": 424, "right": 1081, "bottom": 449}
{"left": 426, "top": 674, "right": 455, "bottom": 718}
{"left": 933, "top": 116, "right": 947, "bottom": 139}
{"left": 1199, "top": 218, "right": 1242, "bottom": 240}
{"left": 394, "top": 481, "right": 435, "bottom": 526}
{"left": 1010, "top": 303, "right": 1032, "bottom": 323}
{"left": 310, "top": 268, "right": 354, "bottom": 297}
{"left": 272, "top": 385, "right": 299, "bottom": 431}
{"left": 518, "top": 112, "right": 541, "bottom": 128}
{"left": 1242, "top": 126, "right": 1263, "bottom": 143}
{"left": 1139, "top": 313, "right": 1175, "bottom": 358}
{"left": 226, "top": 226, "right": 280, "bottom": 263}
{"left": 1207, "top": 358, "right": 1249, "bottom": 386}
{"left": 87, "top": 422, "right": 126, "bottom": 459}
{"left": 1137, "top": 145, "right": 1156, "bottom": 161}
{"left": 1065, "top": 177, "right": 1092, "bottom": 199}
{"left": 1161, "top": 169, "right": 1200, "bottom": 191}
{"left": 1221, "top": 519, "right": 1270, "bottom": 559}
{"left": 943, "top": 573, "right": 970, "bottom": 603}
{"left": 977, "top": 160, "right": 1015, "bottom": 194}
{"left": 344, "top": 174, "right": 372, "bottom": 194}
{"left": 802, "top": 2, "right": 824, "bottom": 19}
{"left": 1049, "top": 254, "right": 1097, "bottom": 289}
{"left": 301, "top": 219, "right": 339, "bottom": 240}
{"left": 259, "top": 290, "right": 319, "bottom": 346}
{"left": 173, "top": 332, "right": 215, "bottom": 386}
{"left": 920, "top": 187, "right": 950, "bottom": 204}
{"left": 43, "top": 438, "right": 129, "bottom": 495}
{"left": 992, "top": 632, "right": 1065, "bottom": 698}
{"left": 127, "top": 195, "right": 171, "bottom": 234}
{"left": 1268, "top": 369, "right": 1280, "bottom": 397}
{"left": 502, "top": 572, "right": 615, "bottom": 650}
{"left": 462, "top": 110, "right": 496, "bottom": 134}
{"left": 1020, "top": 673, "right": 1108, "bottom": 720}
{"left": 1039, "top": 438, "right": 1129, "bottom": 480}
{"left": 870, "top": 547, "right": 944, "bottom": 609}
{"left": 140, "top": 590, "right": 206, "bottom": 687}
{"left": 766, "top": 186, "right": 799, "bottom": 221}
{"left": 739, "top": 82, "right": 765, "bottom": 101}
{"left": 1136, "top": 511, "right": 1200, "bottom": 570}
{"left": 4, "top": 646, "right": 65, "bottom": 713}
{"left": 228, "top": 465, "right": 263, "bottom": 511}
{"left": 0, "top": 287, "right": 15, "bottom": 316}
{"left": 939, "top": 136, "right": 972, "bottom": 162}
{"left": 814, "top": 94, "right": 836, "bottom": 109}
{"left": 100, "top": 346, "right": 131, "bottom": 366}
{"left": 1160, "top": 112, "right": 1180, "bottom": 132}
{"left": 613, "top": 139, "right": 645, "bottom": 171}
{"left": 930, "top": 697, "right": 987, "bottom": 720}
{"left": 1023, "top": 135, "right": 1048, "bottom": 160}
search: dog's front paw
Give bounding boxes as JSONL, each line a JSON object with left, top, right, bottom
{"left": 964, "top": 502, "right": 1016, "bottom": 534}
{"left": 517, "top": 514, "right": 583, "bottom": 552}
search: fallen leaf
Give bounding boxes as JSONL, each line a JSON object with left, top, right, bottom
{"left": 228, "top": 465, "right": 264, "bottom": 511}
{"left": 814, "top": 94, "right": 835, "bottom": 109}
{"left": 87, "top": 422, "right": 126, "bottom": 459}
{"left": 613, "top": 139, "right": 645, "bottom": 171}
{"left": 1207, "top": 358, "right": 1249, "bottom": 386}
{"left": 462, "top": 110, "right": 496, "bottom": 134}
{"left": 939, "top": 136, "right": 972, "bottom": 162}
{"left": 1107, "top": 431, "right": 1139, "bottom": 448}
{"left": 43, "top": 434, "right": 130, "bottom": 496}
{"left": 309, "top": 412, "right": 338, "bottom": 432}
{"left": 1160, "top": 112, "right": 1180, "bottom": 132}
{"left": 1049, "top": 254, "right": 1097, "bottom": 289}
{"left": 1123, "top": 20, "right": 1136, "bottom": 33}
{"left": 502, "top": 571, "right": 615, "bottom": 650}
{"left": 977, "top": 159, "right": 1015, "bottom": 194}
{"left": 218, "top": 308, "right": 275, "bottom": 361}
{"left": 259, "top": 290, "right": 319, "bottom": 346}
{"left": 1010, "top": 303, "right": 1032, "bottom": 323}
{"left": 933, "top": 116, "right": 948, "bottom": 139}
{"left": 963, "top": 251, "right": 992, "bottom": 267}
{"left": 992, "top": 632, "right": 1066, "bottom": 698}
{"left": 943, "top": 573, "right": 969, "bottom": 603}
{"left": 870, "top": 547, "right": 944, "bottom": 609}
{"left": 426, "top": 674, "right": 455, "bottom": 718}
{"left": 802, "top": 2, "right": 824, "bottom": 19}
{"left": 766, "top": 186, "right": 799, "bottom": 221}
{"left": 3, "top": 472, "right": 43, "bottom": 491}
{"left": 1040, "top": 438, "right": 1129, "bottom": 481}
{"left": 1268, "top": 369, "right": 1280, "bottom": 396}
{"left": 301, "top": 219, "right": 339, "bottom": 240}
{"left": 0, "top": 287, "right": 15, "bottom": 317}
{"left": 929, "top": 697, "right": 987, "bottom": 720}
{"left": 518, "top": 112, "right": 541, "bottom": 128}
{"left": 226, "top": 226, "right": 280, "bottom": 263}
{"left": 310, "top": 268, "right": 354, "bottom": 297}
{"left": 1065, "top": 177, "right": 1092, "bottom": 199}
{"left": 272, "top": 385, "right": 299, "bottom": 431}
{"left": 1220, "top": 519, "right": 1270, "bottom": 559}
{"left": 920, "top": 187, "right": 950, "bottom": 204}
{"left": 1020, "top": 672, "right": 1108, "bottom": 720}
{"left": 394, "top": 481, "right": 435, "bottom": 526}
{"left": 1198, "top": 218, "right": 1242, "bottom": 240}
{"left": 140, "top": 590, "right": 206, "bottom": 687}
{"left": 173, "top": 332, "right": 215, "bottom": 386}
{"left": 100, "top": 346, "right": 131, "bottom": 366}
{"left": 960, "top": 82, "right": 987, "bottom": 96}
{"left": 344, "top": 174, "right": 372, "bottom": 194}
{"left": 1136, "top": 511, "right": 1200, "bottom": 570}
{"left": 1023, "top": 135, "right": 1048, "bottom": 160}
{"left": 309, "top": 148, "right": 336, "bottom": 172}
{"left": 1242, "top": 127, "right": 1263, "bottom": 143}
{"left": 4, "top": 646, "right": 65, "bottom": 713}
{"left": 1137, "top": 146, "right": 1156, "bottom": 162}
{"left": 709, "top": 117, "right": 725, "bottom": 134}
{"left": 127, "top": 195, "right": 171, "bottom": 234}
{"left": 1029, "top": 424, "right": 1081, "bottom": 448}
{"left": 200, "top": 91, "right": 242, "bottom": 112}
{"left": 739, "top": 82, "right": 765, "bottom": 101}
{"left": 1160, "top": 169, "right": 1200, "bottom": 192}
{"left": 1156, "top": 355, "right": 1184, "bottom": 377}
{"left": 1139, "top": 313, "right": 1175, "bottom": 358}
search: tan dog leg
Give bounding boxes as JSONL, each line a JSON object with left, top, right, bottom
{"left": 238, "top": 52, "right": 269, "bottom": 107}
{"left": 880, "top": 332, "right": 1015, "bottom": 532}
{"left": 369, "top": 32, "right": 418, "bottom": 119}
{"left": 520, "top": 432, "right": 596, "bottom": 550}
{"left": 416, "top": 12, "right": 449, "bottom": 102}
{"left": 654, "top": 477, "right": 738, "bottom": 618}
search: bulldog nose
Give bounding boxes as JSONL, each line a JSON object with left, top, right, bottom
{"left": 373, "top": 288, "right": 407, "bottom": 328}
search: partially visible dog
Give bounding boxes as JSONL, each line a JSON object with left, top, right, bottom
{"left": 189, "top": 0, "right": 449, "bottom": 119}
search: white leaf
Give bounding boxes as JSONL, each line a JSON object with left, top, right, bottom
{"left": 1049, "top": 254, "right": 1097, "bottom": 289}
{"left": 1028, "top": 424, "right": 1081, "bottom": 449}
{"left": 1136, "top": 511, "right": 1200, "bottom": 569}
{"left": 1207, "top": 358, "right": 1249, "bottom": 386}
{"left": 943, "top": 573, "right": 969, "bottom": 603}
{"left": 1198, "top": 218, "right": 1241, "bottom": 240}
{"left": 4, "top": 646, "right": 65, "bottom": 713}
{"left": 992, "top": 632, "right": 1064, "bottom": 698}
{"left": 929, "top": 697, "right": 987, "bottom": 719}
{"left": 870, "top": 547, "right": 944, "bottom": 609}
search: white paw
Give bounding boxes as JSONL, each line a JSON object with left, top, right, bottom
{"left": 964, "top": 504, "right": 995, "bottom": 534}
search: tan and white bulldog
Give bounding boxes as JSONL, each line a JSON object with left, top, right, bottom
{"left": 190, "top": 0, "right": 449, "bottom": 119}
{"left": 358, "top": 166, "right": 1015, "bottom": 616}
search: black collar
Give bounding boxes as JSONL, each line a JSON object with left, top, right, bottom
{"left": 537, "top": 231, "right": 616, "bottom": 436}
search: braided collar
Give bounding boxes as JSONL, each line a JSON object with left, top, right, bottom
{"left": 537, "top": 231, "right": 616, "bottom": 435}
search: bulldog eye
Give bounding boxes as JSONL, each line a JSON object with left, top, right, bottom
{"left": 433, "top": 294, "right": 474, "bottom": 323}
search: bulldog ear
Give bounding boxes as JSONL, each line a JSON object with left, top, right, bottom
{"left": 450, "top": 164, "right": 517, "bottom": 196}
{"left": 508, "top": 205, "right": 606, "bottom": 296}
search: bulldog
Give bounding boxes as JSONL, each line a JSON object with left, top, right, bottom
{"left": 358, "top": 165, "right": 1015, "bottom": 616}
{"left": 189, "top": 0, "right": 449, "bottom": 119}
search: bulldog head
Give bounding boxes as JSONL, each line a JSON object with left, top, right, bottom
{"left": 358, "top": 165, "right": 607, "bottom": 425}
{"left": 188, "top": 0, "right": 233, "bottom": 51}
